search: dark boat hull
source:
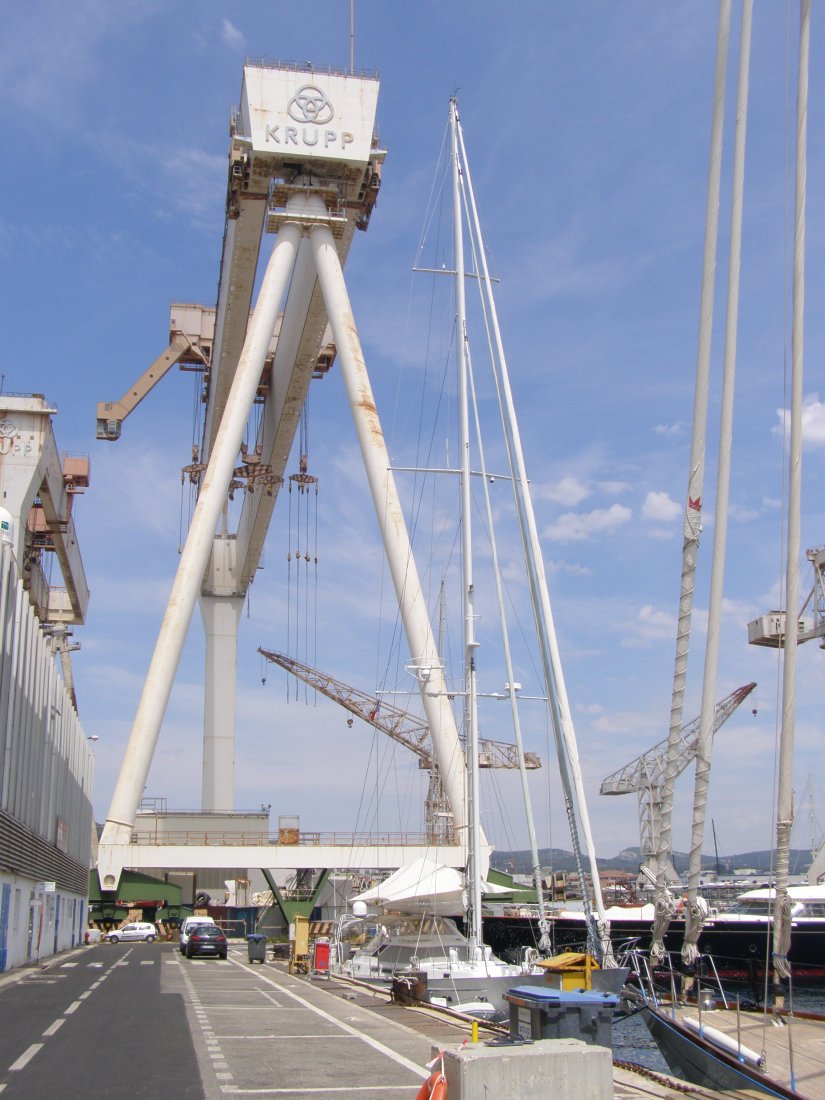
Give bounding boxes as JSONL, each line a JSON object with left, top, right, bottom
{"left": 473, "top": 913, "right": 825, "bottom": 978}
{"left": 641, "top": 1006, "right": 796, "bottom": 1099}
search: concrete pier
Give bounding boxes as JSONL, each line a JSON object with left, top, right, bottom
{"left": 439, "top": 1038, "right": 612, "bottom": 1099}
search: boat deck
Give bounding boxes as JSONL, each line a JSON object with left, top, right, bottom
{"left": 665, "top": 1001, "right": 825, "bottom": 1100}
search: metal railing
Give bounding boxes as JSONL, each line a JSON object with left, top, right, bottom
{"left": 622, "top": 942, "right": 729, "bottom": 1013}
{"left": 128, "top": 829, "right": 441, "bottom": 848}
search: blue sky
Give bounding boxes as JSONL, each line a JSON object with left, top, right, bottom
{"left": 2, "top": 2, "right": 824, "bottom": 862}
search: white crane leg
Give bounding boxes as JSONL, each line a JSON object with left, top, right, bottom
{"left": 308, "top": 216, "right": 470, "bottom": 840}
{"left": 200, "top": 590, "right": 243, "bottom": 810}
{"left": 98, "top": 218, "right": 303, "bottom": 880}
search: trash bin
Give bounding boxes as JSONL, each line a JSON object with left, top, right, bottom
{"left": 247, "top": 934, "right": 267, "bottom": 964}
{"left": 504, "top": 987, "right": 618, "bottom": 1046}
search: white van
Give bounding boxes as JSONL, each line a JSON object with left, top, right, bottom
{"left": 179, "top": 915, "right": 216, "bottom": 954}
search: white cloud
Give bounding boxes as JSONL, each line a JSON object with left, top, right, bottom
{"left": 545, "top": 559, "right": 592, "bottom": 577}
{"left": 728, "top": 503, "right": 760, "bottom": 523}
{"left": 543, "top": 504, "right": 632, "bottom": 542}
{"left": 597, "top": 480, "right": 632, "bottom": 496}
{"left": 655, "top": 422, "right": 683, "bottom": 437}
{"left": 642, "top": 490, "right": 681, "bottom": 523}
{"left": 775, "top": 394, "right": 825, "bottom": 448}
{"left": 576, "top": 702, "right": 604, "bottom": 716}
{"left": 538, "top": 476, "right": 590, "bottom": 506}
{"left": 591, "top": 709, "right": 662, "bottom": 737}
{"left": 637, "top": 604, "right": 676, "bottom": 636}
{"left": 621, "top": 604, "right": 677, "bottom": 648}
{"left": 221, "top": 18, "right": 244, "bottom": 49}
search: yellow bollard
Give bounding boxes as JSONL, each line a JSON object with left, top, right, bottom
{"left": 471, "top": 1021, "right": 479, "bottom": 1044}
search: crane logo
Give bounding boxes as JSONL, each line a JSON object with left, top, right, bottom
{"left": 0, "top": 418, "right": 16, "bottom": 455}
{"left": 288, "top": 85, "right": 334, "bottom": 125}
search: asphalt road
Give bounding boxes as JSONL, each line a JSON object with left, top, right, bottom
{"left": 0, "top": 942, "right": 201, "bottom": 1099}
{"left": 0, "top": 943, "right": 441, "bottom": 1098}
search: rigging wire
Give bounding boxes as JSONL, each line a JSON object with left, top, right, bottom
{"left": 367, "top": 124, "right": 463, "bottom": 842}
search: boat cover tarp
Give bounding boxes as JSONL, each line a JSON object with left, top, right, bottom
{"left": 351, "top": 857, "right": 512, "bottom": 916}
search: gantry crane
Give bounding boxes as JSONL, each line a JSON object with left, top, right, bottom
{"left": 748, "top": 545, "right": 825, "bottom": 649}
{"left": 599, "top": 682, "right": 756, "bottom": 878}
{"left": 258, "top": 648, "right": 541, "bottom": 843}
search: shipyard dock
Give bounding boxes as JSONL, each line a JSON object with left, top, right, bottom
{"left": 0, "top": 940, "right": 754, "bottom": 1099}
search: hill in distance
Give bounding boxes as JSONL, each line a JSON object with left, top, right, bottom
{"left": 492, "top": 847, "right": 813, "bottom": 878}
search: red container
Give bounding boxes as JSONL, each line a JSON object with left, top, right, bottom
{"left": 313, "top": 939, "right": 330, "bottom": 972}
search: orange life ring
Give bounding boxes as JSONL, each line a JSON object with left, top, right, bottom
{"left": 415, "top": 1069, "right": 447, "bottom": 1099}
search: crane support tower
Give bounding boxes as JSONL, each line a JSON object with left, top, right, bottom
{"left": 599, "top": 682, "right": 756, "bottom": 879}
{"left": 259, "top": 648, "right": 541, "bottom": 841}
{"left": 98, "top": 64, "right": 474, "bottom": 893}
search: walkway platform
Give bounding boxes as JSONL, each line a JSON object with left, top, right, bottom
{"left": 170, "top": 951, "right": 751, "bottom": 1099}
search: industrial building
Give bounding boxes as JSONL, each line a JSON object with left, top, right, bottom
{"left": 0, "top": 394, "right": 95, "bottom": 971}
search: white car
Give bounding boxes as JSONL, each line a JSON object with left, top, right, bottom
{"left": 179, "top": 915, "right": 216, "bottom": 954}
{"left": 105, "top": 921, "right": 158, "bottom": 943}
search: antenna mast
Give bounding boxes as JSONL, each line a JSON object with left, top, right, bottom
{"left": 349, "top": 0, "right": 355, "bottom": 73}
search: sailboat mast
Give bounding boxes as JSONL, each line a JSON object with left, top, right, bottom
{"left": 682, "top": 0, "right": 753, "bottom": 966}
{"left": 651, "top": 2, "right": 731, "bottom": 957}
{"left": 454, "top": 114, "right": 610, "bottom": 960}
{"left": 450, "top": 98, "right": 483, "bottom": 951}
{"left": 774, "top": 0, "right": 810, "bottom": 986}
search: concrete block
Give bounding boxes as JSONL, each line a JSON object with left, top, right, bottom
{"left": 435, "top": 1038, "right": 613, "bottom": 1100}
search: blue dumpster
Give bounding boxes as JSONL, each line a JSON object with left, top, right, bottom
{"left": 247, "top": 934, "right": 267, "bottom": 963}
{"left": 504, "top": 987, "right": 618, "bottom": 1046}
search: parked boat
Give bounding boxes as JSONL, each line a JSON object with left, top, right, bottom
{"left": 329, "top": 95, "right": 618, "bottom": 1017}
{"left": 638, "top": 6, "right": 825, "bottom": 1095}
{"left": 639, "top": 983, "right": 825, "bottom": 1100}
{"left": 337, "top": 911, "right": 544, "bottom": 1019}
{"left": 478, "top": 884, "right": 825, "bottom": 978}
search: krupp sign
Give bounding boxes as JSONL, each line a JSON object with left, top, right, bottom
{"left": 264, "top": 85, "right": 354, "bottom": 152}
{"left": 241, "top": 66, "right": 379, "bottom": 166}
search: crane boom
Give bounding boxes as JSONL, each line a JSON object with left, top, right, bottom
{"left": 600, "top": 682, "right": 756, "bottom": 873}
{"left": 258, "top": 648, "right": 541, "bottom": 771}
{"left": 600, "top": 682, "right": 756, "bottom": 797}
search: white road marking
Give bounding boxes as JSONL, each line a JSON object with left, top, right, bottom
{"left": 257, "top": 990, "right": 284, "bottom": 1007}
{"left": 213, "top": 1034, "right": 356, "bottom": 1041}
{"left": 225, "top": 958, "right": 427, "bottom": 1080}
{"left": 43, "top": 1019, "right": 65, "bottom": 1037}
{"left": 140, "top": 960, "right": 155, "bottom": 966}
{"left": 59, "top": 962, "right": 78, "bottom": 968}
{"left": 9, "top": 1044, "right": 43, "bottom": 1072}
{"left": 64, "top": 1000, "right": 82, "bottom": 1014}
{"left": 188, "top": 1005, "right": 292, "bottom": 1011}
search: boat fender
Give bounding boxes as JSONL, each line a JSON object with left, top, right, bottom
{"left": 683, "top": 1016, "right": 763, "bottom": 1069}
